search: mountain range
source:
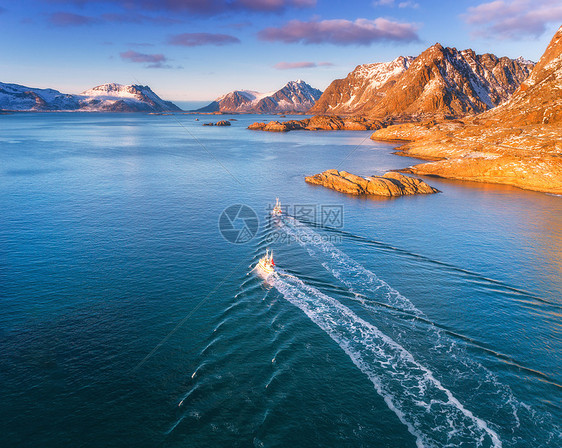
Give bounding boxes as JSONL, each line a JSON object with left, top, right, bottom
{"left": 0, "top": 83, "right": 181, "bottom": 112}
{"left": 310, "top": 47, "right": 534, "bottom": 120}
{"left": 370, "top": 25, "right": 562, "bottom": 194}
{"left": 196, "top": 80, "right": 322, "bottom": 114}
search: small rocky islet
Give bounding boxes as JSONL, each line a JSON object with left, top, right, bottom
{"left": 248, "top": 115, "right": 384, "bottom": 132}
{"left": 202, "top": 120, "right": 232, "bottom": 126}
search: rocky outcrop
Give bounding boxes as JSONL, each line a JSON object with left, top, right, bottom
{"left": 248, "top": 115, "right": 384, "bottom": 132}
{"left": 310, "top": 46, "right": 533, "bottom": 120}
{"left": 305, "top": 169, "right": 439, "bottom": 196}
{"left": 369, "top": 26, "right": 562, "bottom": 195}
{"left": 0, "top": 82, "right": 181, "bottom": 112}
{"left": 197, "top": 80, "right": 322, "bottom": 114}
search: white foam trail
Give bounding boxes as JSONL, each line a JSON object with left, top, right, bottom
{"left": 275, "top": 217, "right": 562, "bottom": 444}
{"left": 273, "top": 272, "right": 501, "bottom": 448}
{"left": 279, "top": 216, "right": 421, "bottom": 315}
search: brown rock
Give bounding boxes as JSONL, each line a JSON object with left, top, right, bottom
{"left": 248, "top": 122, "right": 266, "bottom": 130}
{"left": 305, "top": 170, "right": 439, "bottom": 196}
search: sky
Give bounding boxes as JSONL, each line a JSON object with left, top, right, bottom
{"left": 1, "top": 0, "right": 561, "bottom": 101}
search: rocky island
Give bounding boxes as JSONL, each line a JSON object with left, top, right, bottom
{"left": 249, "top": 115, "right": 384, "bottom": 132}
{"left": 202, "top": 120, "right": 231, "bottom": 126}
{"left": 305, "top": 170, "right": 439, "bottom": 197}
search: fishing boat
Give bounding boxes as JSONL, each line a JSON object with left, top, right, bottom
{"left": 256, "top": 249, "right": 275, "bottom": 276}
{"left": 272, "top": 198, "right": 282, "bottom": 216}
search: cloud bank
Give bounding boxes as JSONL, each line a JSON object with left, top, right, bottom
{"left": 464, "top": 0, "right": 562, "bottom": 38}
{"left": 47, "top": 0, "right": 316, "bottom": 15}
{"left": 168, "top": 33, "right": 241, "bottom": 46}
{"left": 49, "top": 12, "right": 99, "bottom": 26}
{"left": 120, "top": 50, "right": 173, "bottom": 68}
{"left": 258, "top": 18, "right": 419, "bottom": 45}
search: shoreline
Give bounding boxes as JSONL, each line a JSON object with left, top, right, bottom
{"left": 370, "top": 130, "right": 562, "bottom": 195}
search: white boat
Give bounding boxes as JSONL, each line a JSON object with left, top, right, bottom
{"left": 256, "top": 249, "right": 275, "bottom": 276}
{"left": 272, "top": 198, "right": 282, "bottom": 216}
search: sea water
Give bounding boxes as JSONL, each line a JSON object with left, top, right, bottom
{"left": 0, "top": 112, "right": 560, "bottom": 447}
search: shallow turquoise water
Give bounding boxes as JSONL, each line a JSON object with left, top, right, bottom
{"left": 0, "top": 113, "right": 560, "bottom": 447}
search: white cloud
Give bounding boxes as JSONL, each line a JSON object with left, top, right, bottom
{"left": 398, "top": 1, "right": 419, "bottom": 8}
{"left": 373, "top": 0, "right": 419, "bottom": 8}
{"left": 464, "top": 0, "right": 562, "bottom": 39}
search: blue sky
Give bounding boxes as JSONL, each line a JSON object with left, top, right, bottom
{"left": 1, "top": 0, "right": 561, "bottom": 101}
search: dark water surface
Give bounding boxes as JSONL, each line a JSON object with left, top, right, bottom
{"left": 1, "top": 113, "right": 560, "bottom": 447}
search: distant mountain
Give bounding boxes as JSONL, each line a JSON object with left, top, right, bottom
{"left": 0, "top": 82, "right": 181, "bottom": 112}
{"left": 0, "top": 83, "right": 80, "bottom": 111}
{"left": 311, "top": 47, "right": 534, "bottom": 119}
{"left": 78, "top": 83, "right": 181, "bottom": 112}
{"left": 197, "top": 80, "right": 322, "bottom": 113}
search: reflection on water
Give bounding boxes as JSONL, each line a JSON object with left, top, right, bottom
{"left": 0, "top": 112, "right": 560, "bottom": 448}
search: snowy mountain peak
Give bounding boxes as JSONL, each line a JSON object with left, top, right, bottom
{"left": 0, "top": 82, "right": 180, "bottom": 112}
{"left": 309, "top": 56, "right": 414, "bottom": 115}
{"left": 81, "top": 83, "right": 154, "bottom": 98}
{"left": 310, "top": 44, "right": 534, "bottom": 118}
{"left": 197, "top": 80, "right": 322, "bottom": 113}
{"left": 515, "top": 56, "right": 535, "bottom": 66}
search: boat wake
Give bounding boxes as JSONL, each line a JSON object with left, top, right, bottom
{"left": 272, "top": 270, "right": 502, "bottom": 448}
{"left": 271, "top": 215, "right": 561, "bottom": 446}
{"left": 277, "top": 215, "right": 422, "bottom": 315}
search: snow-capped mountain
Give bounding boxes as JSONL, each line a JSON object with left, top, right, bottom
{"left": 0, "top": 83, "right": 80, "bottom": 111}
{"left": 311, "top": 46, "right": 534, "bottom": 119}
{"left": 309, "top": 56, "right": 414, "bottom": 115}
{"left": 78, "top": 83, "right": 181, "bottom": 112}
{"left": 0, "top": 82, "right": 181, "bottom": 112}
{"left": 197, "top": 80, "right": 322, "bottom": 113}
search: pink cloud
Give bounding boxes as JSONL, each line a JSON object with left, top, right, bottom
{"left": 464, "top": 0, "right": 562, "bottom": 38}
{"left": 168, "top": 32, "right": 241, "bottom": 46}
{"left": 49, "top": 12, "right": 98, "bottom": 26}
{"left": 274, "top": 61, "right": 317, "bottom": 69}
{"left": 120, "top": 50, "right": 167, "bottom": 63}
{"left": 274, "top": 61, "right": 334, "bottom": 69}
{"left": 235, "top": 0, "right": 316, "bottom": 11}
{"left": 101, "top": 12, "right": 180, "bottom": 24}
{"left": 48, "top": 0, "right": 315, "bottom": 14}
{"left": 258, "top": 18, "right": 419, "bottom": 45}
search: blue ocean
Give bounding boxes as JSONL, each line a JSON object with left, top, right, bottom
{"left": 1, "top": 112, "right": 560, "bottom": 447}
